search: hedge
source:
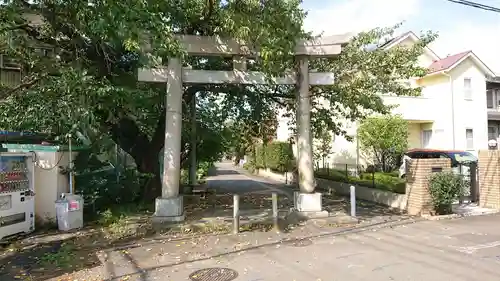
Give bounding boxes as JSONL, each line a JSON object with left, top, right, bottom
{"left": 252, "top": 141, "right": 295, "bottom": 173}
{"left": 315, "top": 168, "right": 406, "bottom": 194}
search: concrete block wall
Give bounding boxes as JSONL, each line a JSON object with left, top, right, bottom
{"left": 406, "top": 158, "right": 451, "bottom": 216}
{"left": 478, "top": 150, "right": 500, "bottom": 209}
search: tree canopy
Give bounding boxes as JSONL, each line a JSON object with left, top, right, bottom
{"left": 358, "top": 114, "right": 409, "bottom": 172}
{"left": 0, "top": 0, "right": 436, "bottom": 199}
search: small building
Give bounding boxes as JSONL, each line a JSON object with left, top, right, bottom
{"left": 0, "top": 132, "right": 81, "bottom": 223}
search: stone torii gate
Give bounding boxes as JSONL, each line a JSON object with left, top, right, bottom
{"left": 138, "top": 34, "right": 350, "bottom": 223}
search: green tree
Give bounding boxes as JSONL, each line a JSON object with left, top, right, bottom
{"left": 0, "top": 1, "right": 436, "bottom": 200}
{"left": 0, "top": 0, "right": 305, "bottom": 199}
{"left": 357, "top": 115, "right": 409, "bottom": 172}
{"left": 313, "top": 125, "right": 334, "bottom": 168}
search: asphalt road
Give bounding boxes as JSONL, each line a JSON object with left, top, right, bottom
{"left": 155, "top": 214, "right": 500, "bottom": 281}
{"left": 42, "top": 163, "right": 500, "bottom": 281}
{"left": 206, "top": 162, "right": 294, "bottom": 196}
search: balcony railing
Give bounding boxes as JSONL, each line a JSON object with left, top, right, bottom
{"left": 381, "top": 95, "right": 436, "bottom": 121}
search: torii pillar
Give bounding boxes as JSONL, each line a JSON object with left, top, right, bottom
{"left": 153, "top": 57, "right": 185, "bottom": 223}
{"left": 138, "top": 34, "right": 352, "bottom": 224}
{"left": 292, "top": 55, "right": 326, "bottom": 217}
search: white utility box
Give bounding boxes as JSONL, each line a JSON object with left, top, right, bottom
{"left": 0, "top": 153, "right": 35, "bottom": 241}
{"left": 55, "top": 193, "right": 83, "bottom": 231}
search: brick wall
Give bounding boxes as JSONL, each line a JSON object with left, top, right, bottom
{"left": 478, "top": 150, "right": 500, "bottom": 209}
{"left": 405, "top": 158, "right": 451, "bottom": 216}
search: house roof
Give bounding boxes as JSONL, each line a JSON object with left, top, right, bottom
{"left": 380, "top": 31, "right": 441, "bottom": 61}
{"left": 383, "top": 31, "right": 495, "bottom": 77}
{"left": 427, "top": 50, "right": 495, "bottom": 77}
{"left": 487, "top": 76, "right": 500, "bottom": 83}
{"left": 428, "top": 51, "right": 470, "bottom": 73}
{"left": 379, "top": 31, "right": 412, "bottom": 49}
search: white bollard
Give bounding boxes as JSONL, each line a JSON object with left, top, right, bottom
{"left": 233, "top": 194, "right": 240, "bottom": 234}
{"left": 350, "top": 185, "right": 356, "bottom": 217}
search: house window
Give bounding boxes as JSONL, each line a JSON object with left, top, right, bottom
{"left": 487, "top": 90, "right": 494, "bottom": 108}
{"left": 464, "top": 78, "right": 472, "bottom": 100}
{"left": 488, "top": 126, "right": 497, "bottom": 141}
{"left": 422, "top": 130, "right": 432, "bottom": 148}
{"left": 466, "top": 128, "right": 474, "bottom": 150}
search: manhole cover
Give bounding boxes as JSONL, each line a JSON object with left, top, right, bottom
{"left": 286, "top": 238, "right": 313, "bottom": 247}
{"left": 189, "top": 267, "right": 238, "bottom": 281}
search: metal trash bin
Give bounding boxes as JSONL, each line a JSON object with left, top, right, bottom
{"left": 55, "top": 193, "right": 83, "bottom": 231}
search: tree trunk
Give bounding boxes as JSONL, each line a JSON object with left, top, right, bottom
{"left": 136, "top": 150, "right": 162, "bottom": 201}
{"left": 381, "top": 153, "right": 386, "bottom": 172}
{"left": 107, "top": 116, "right": 165, "bottom": 202}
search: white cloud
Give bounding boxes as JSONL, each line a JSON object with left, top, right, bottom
{"left": 303, "top": 0, "right": 421, "bottom": 35}
{"left": 431, "top": 22, "right": 500, "bottom": 75}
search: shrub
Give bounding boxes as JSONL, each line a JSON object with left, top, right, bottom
{"left": 75, "top": 167, "right": 151, "bottom": 220}
{"left": 197, "top": 161, "right": 213, "bottom": 179}
{"left": 243, "top": 160, "right": 256, "bottom": 173}
{"left": 265, "top": 142, "right": 294, "bottom": 173}
{"left": 316, "top": 170, "right": 406, "bottom": 194}
{"left": 255, "top": 145, "right": 266, "bottom": 169}
{"left": 428, "top": 171, "right": 466, "bottom": 215}
{"left": 315, "top": 168, "right": 347, "bottom": 182}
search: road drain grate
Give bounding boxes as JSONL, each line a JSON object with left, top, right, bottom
{"left": 189, "top": 267, "right": 238, "bottom": 281}
{"left": 286, "top": 238, "right": 313, "bottom": 247}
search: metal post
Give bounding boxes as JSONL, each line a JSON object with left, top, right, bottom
{"left": 233, "top": 194, "right": 240, "bottom": 234}
{"left": 272, "top": 192, "right": 280, "bottom": 232}
{"left": 350, "top": 185, "right": 356, "bottom": 217}
{"left": 470, "top": 162, "right": 478, "bottom": 203}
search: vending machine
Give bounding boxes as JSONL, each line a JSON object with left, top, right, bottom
{"left": 0, "top": 153, "right": 35, "bottom": 241}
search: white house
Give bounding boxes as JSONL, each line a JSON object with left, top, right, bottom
{"left": 276, "top": 31, "right": 496, "bottom": 167}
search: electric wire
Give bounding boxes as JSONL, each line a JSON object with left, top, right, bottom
{"left": 445, "top": 0, "right": 500, "bottom": 13}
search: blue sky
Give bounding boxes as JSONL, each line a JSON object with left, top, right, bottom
{"left": 302, "top": 0, "right": 500, "bottom": 74}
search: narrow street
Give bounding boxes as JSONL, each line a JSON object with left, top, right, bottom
{"left": 206, "top": 161, "right": 294, "bottom": 196}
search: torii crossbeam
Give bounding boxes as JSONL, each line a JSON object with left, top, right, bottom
{"left": 138, "top": 34, "right": 351, "bottom": 223}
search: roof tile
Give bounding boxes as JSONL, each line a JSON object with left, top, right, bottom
{"left": 427, "top": 51, "right": 471, "bottom": 73}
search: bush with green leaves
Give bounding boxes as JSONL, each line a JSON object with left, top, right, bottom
{"left": 255, "top": 145, "right": 266, "bottom": 169}
{"left": 243, "top": 159, "right": 256, "bottom": 173}
{"left": 197, "top": 161, "right": 214, "bottom": 179}
{"left": 315, "top": 169, "right": 406, "bottom": 194}
{"left": 265, "top": 142, "right": 294, "bottom": 173}
{"left": 428, "top": 171, "right": 466, "bottom": 215}
{"left": 75, "top": 167, "right": 151, "bottom": 220}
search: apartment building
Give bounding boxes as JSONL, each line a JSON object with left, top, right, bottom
{"left": 487, "top": 76, "right": 500, "bottom": 142}
{"left": 276, "top": 31, "right": 496, "bottom": 166}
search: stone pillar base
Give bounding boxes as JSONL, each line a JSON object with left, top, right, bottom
{"left": 294, "top": 191, "right": 322, "bottom": 212}
{"left": 292, "top": 192, "right": 329, "bottom": 219}
{"left": 152, "top": 196, "right": 185, "bottom": 225}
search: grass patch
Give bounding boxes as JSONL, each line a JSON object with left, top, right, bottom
{"left": 39, "top": 243, "right": 76, "bottom": 268}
